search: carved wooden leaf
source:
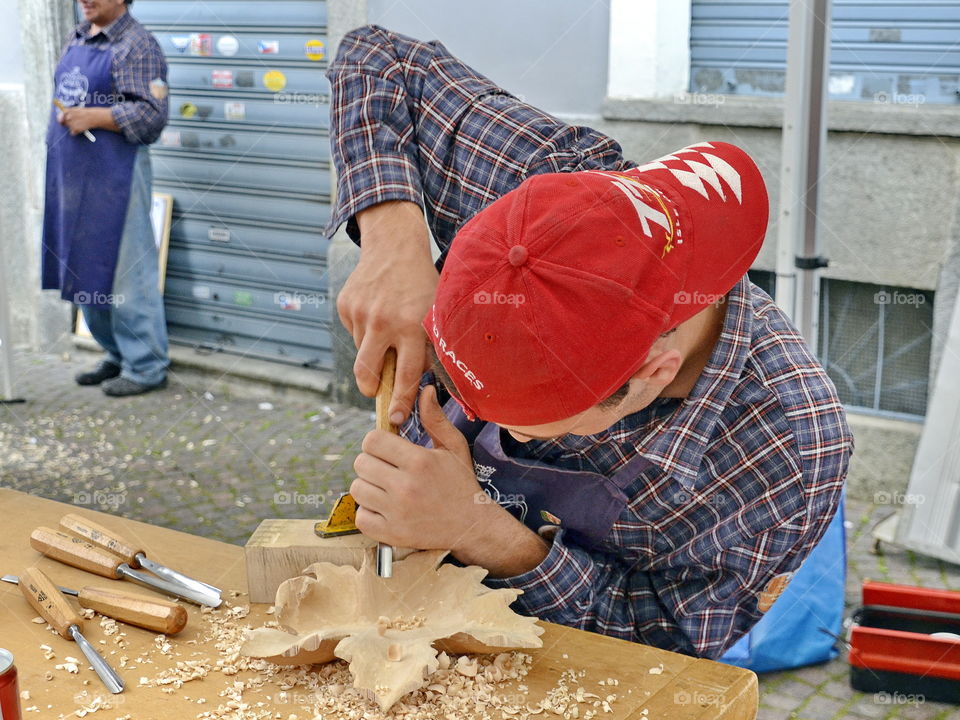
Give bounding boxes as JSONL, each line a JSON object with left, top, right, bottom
{"left": 241, "top": 549, "right": 543, "bottom": 710}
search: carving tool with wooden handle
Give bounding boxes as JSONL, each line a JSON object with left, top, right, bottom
{"left": 19, "top": 567, "right": 124, "bottom": 693}
{"left": 2, "top": 574, "right": 187, "bottom": 634}
{"left": 30, "top": 527, "right": 221, "bottom": 607}
{"left": 314, "top": 348, "right": 398, "bottom": 577}
{"left": 374, "top": 348, "right": 398, "bottom": 578}
{"left": 52, "top": 98, "right": 96, "bottom": 142}
{"left": 60, "top": 513, "right": 222, "bottom": 603}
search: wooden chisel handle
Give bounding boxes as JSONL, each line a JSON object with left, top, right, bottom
{"left": 20, "top": 567, "right": 83, "bottom": 639}
{"left": 60, "top": 513, "right": 143, "bottom": 567}
{"left": 78, "top": 587, "right": 188, "bottom": 635}
{"left": 375, "top": 349, "right": 398, "bottom": 434}
{"left": 31, "top": 527, "right": 124, "bottom": 579}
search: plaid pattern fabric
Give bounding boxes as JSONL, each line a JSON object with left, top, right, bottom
{"left": 67, "top": 12, "right": 168, "bottom": 145}
{"left": 325, "top": 25, "right": 633, "bottom": 246}
{"left": 327, "top": 25, "right": 853, "bottom": 658}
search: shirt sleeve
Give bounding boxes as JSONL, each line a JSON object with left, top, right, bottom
{"left": 484, "top": 507, "right": 828, "bottom": 659}
{"left": 325, "top": 25, "right": 630, "bottom": 247}
{"left": 110, "top": 35, "right": 168, "bottom": 145}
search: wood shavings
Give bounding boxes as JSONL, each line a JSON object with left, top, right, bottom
{"left": 154, "top": 635, "right": 173, "bottom": 654}
{"left": 131, "top": 599, "right": 621, "bottom": 720}
{"left": 30, "top": 616, "right": 45, "bottom": 624}
{"left": 648, "top": 663, "right": 664, "bottom": 675}
{"left": 39, "top": 643, "right": 54, "bottom": 660}
{"left": 455, "top": 655, "right": 478, "bottom": 677}
{"left": 72, "top": 690, "right": 124, "bottom": 717}
{"left": 99, "top": 615, "right": 120, "bottom": 638}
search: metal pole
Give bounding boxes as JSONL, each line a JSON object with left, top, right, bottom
{"left": 0, "top": 238, "right": 25, "bottom": 404}
{"left": 774, "top": 0, "right": 832, "bottom": 346}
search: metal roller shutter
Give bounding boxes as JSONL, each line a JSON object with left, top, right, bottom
{"left": 691, "top": 1, "right": 960, "bottom": 103}
{"left": 134, "top": 0, "right": 332, "bottom": 368}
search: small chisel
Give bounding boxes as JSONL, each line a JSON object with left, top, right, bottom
{"left": 19, "top": 567, "right": 124, "bottom": 694}
{"left": 2, "top": 574, "right": 187, "bottom": 634}
{"left": 30, "top": 527, "right": 221, "bottom": 607}
{"left": 60, "top": 513, "right": 222, "bottom": 603}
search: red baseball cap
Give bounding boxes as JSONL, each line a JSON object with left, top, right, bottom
{"left": 424, "top": 141, "right": 769, "bottom": 425}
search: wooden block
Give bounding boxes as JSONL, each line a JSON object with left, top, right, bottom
{"left": 244, "top": 519, "right": 413, "bottom": 603}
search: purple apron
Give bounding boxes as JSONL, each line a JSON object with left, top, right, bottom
{"left": 41, "top": 43, "right": 137, "bottom": 309}
{"left": 407, "top": 394, "right": 656, "bottom": 552}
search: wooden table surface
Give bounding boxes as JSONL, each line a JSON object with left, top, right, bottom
{"left": 0, "top": 489, "right": 757, "bottom": 719}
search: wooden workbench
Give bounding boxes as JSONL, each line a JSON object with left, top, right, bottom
{"left": 0, "top": 489, "right": 757, "bottom": 719}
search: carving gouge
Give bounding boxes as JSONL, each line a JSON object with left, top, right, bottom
{"left": 19, "top": 567, "right": 124, "bottom": 693}
{"left": 375, "top": 348, "right": 397, "bottom": 578}
{"left": 30, "top": 527, "right": 221, "bottom": 607}
{"left": 60, "top": 513, "right": 222, "bottom": 602}
{"left": 2, "top": 574, "right": 187, "bottom": 634}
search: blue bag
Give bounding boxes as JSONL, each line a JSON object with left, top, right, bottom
{"left": 720, "top": 498, "right": 846, "bottom": 672}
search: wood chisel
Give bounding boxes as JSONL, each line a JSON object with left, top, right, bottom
{"left": 314, "top": 348, "right": 398, "bottom": 578}
{"left": 30, "top": 527, "right": 221, "bottom": 607}
{"left": 373, "top": 349, "right": 397, "bottom": 578}
{"left": 60, "top": 513, "right": 222, "bottom": 603}
{"left": 52, "top": 98, "right": 96, "bottom": 142}
{"left": 18, "top": 567, "right": 123, "bottom": 694}
{"left": 1, "top": 574, "right": 187, "bottom": 634}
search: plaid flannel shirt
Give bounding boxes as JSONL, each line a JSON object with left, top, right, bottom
{"left": 66, "top": 11, "right": 168, "bottom": 145}
{"left": 326, "top": 25, "right": 853, "bottom": 658}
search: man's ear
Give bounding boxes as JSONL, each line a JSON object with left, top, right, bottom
{"left": 632, "top": 349, "right": 683, "bottom": 386}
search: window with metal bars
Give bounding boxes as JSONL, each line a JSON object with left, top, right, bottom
{"left": 747, "top": 271, "right": 932, "bottom": 417}
{"left": 819, "top": 279, "right": 933, "bottom": 417}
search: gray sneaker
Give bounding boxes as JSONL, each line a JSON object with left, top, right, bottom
{"left": 102, "top": 376, "right": 168, "bottom": 397}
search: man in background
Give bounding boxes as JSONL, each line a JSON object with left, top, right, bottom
{"left": 43, "top": 0, "right": 169, "bottom": 396}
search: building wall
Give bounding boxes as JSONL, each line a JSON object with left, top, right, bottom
{"left": 366, "top": 0, "right": 611, "bottom": 117}
{"left": 3, "top": 0, "right": 76, "bottom": 354}
{"left": 0, "top": 0, "right": 25, "bottom": 84}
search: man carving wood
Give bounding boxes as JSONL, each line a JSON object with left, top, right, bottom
{"left": 329, "top": 25, "right": 853, "bottom": 659}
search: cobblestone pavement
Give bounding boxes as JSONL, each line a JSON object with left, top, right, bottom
{"left": 2, "top": 350, "right": 959, "bottom": 720}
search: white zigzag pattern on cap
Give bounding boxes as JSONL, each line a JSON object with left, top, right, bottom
{"left": 584, "top": 170, "right": 672, "bottom": 239}
{"left": 612, "top": 179, "right": 671, "bottom": 238}
{"left": 632, "top": 143, "right": 743, "bottom": 204}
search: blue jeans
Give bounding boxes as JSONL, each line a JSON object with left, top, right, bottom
{"left": 81, "top": 146, "right": 169, "bottom": 385}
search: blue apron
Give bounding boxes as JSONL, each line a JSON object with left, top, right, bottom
{"left": 41, "top": 43, "right": 137, "bottom": 309}
{"left": 405, "top": 394, "right": 654, "bottom": 551}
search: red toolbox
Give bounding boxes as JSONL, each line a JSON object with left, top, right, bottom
{"left": 849, "top": 581, "right": 960, "bottom": 704}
